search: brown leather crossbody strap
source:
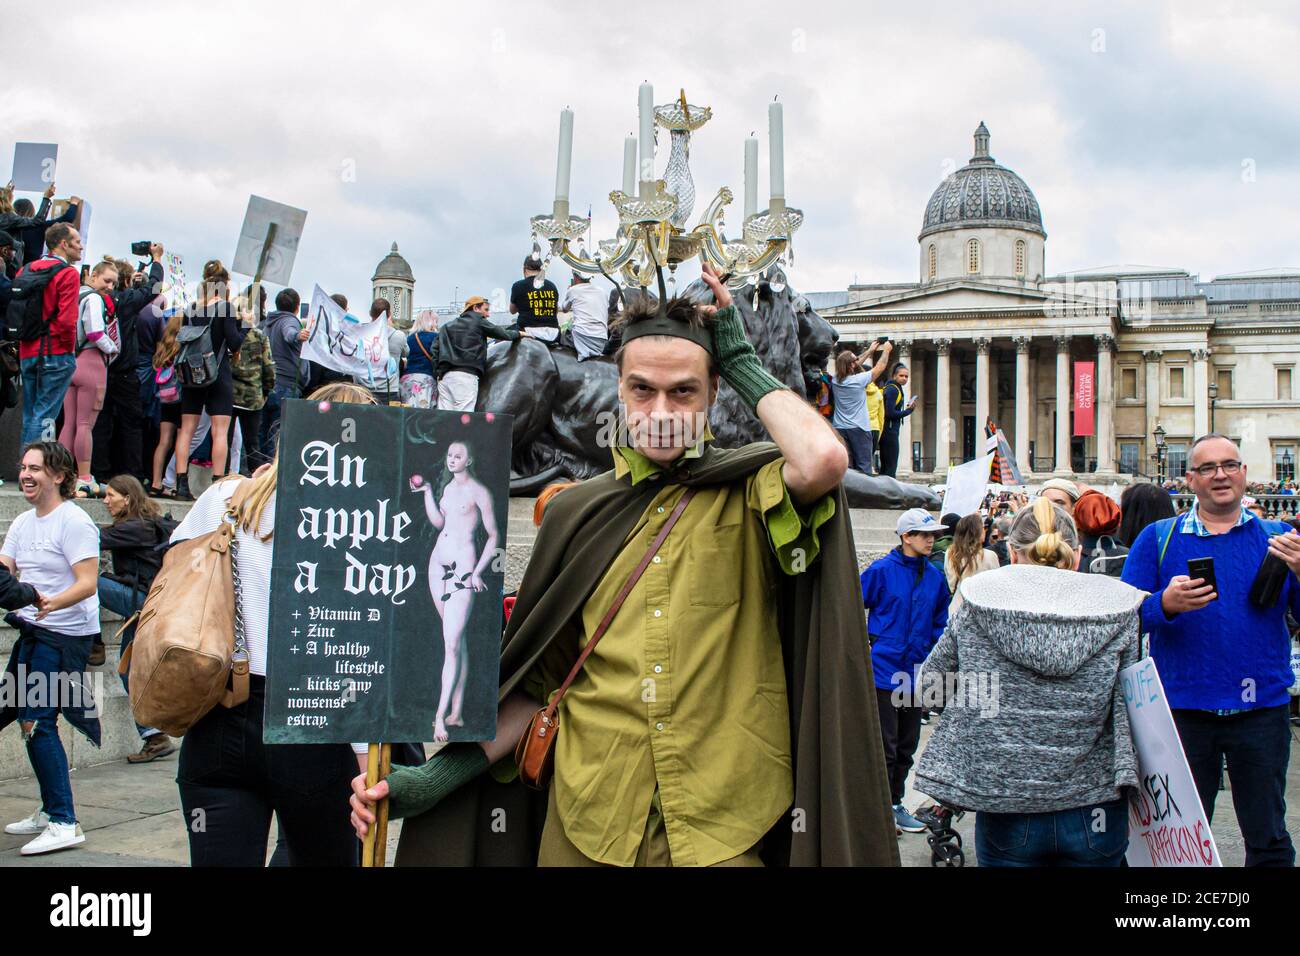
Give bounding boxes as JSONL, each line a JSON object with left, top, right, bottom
{"left": 544, "top": 487, "right": 697, "bottom": 717}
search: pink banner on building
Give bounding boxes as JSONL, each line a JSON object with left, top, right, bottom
{"left": 1073, "top": 361, "right": 1095, "bottom": 437}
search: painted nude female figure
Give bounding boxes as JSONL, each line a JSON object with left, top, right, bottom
{"left": 410, "top": 441, "right": 500, "bottom": 742}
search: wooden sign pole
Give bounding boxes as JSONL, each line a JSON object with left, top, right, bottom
{"left": 249, "top": 222, "right": 278, "bottom": 319}
{"left": 360, "top": 741, "right": 392, "bottom": 868}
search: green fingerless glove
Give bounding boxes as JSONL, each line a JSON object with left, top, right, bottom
{"left": 384, "top": 743, "right": 489, "bottom": 819}
{"left": 710, "top": 304, "right": 787, "bottom": 411}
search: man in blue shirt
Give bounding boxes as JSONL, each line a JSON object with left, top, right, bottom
{"left": 1122, "top": 433, "right": 1300, "bottom": 867}
{"left": 862, "top": 508, "right": 949, "bottom": 832}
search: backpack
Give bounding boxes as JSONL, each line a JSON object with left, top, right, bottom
{"left": 1087, "top": 534, "right": 1130, "bottom": 577}
{"left": 123, "top": 480, "right": 253, "bottom": 736}
{"left": 5, "top": 260, "right": 73, "bottom": 343}
{"left": 175, "top": 308, "right": 223, "bottom": 387}
{"left": 75, "top": 288, "right": 117, "bottom": 353}
{"left": 155, "top": 362, "right": 181, "bottom": 404}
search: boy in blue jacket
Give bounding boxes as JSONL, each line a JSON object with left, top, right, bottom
{"left": 862, "top": 508, "right": 949, "bottom": 832}
{"left": 1122, "top": 434, "right": 1299, "bottom": 867}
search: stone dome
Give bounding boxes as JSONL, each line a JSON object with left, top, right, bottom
{"left": 919, "top": 123, "right": 1045, "bottom": 240}
{"left": 372, "top": 242, "right": 414, "bottom": 282}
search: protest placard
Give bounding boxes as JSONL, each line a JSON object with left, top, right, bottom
{"left": 302, "top": 284, "right": 394, "bottom": 383}
{"left": 162, "top": 252, "right": 191, "bottom": 311}
{"left": 264, "top": 400, "right": 512, "bottom": 748}
{"left": 1121, "top": 657, "right": 1222, "bottom": 866}
{"left": 232, "top": 195, "right": 307, "bottom": 285}
{"left": 11, "top": 142, "right": 57, "bottom": 191}
{"left": 939, "top": 453, "right": 993, "bottom": 517}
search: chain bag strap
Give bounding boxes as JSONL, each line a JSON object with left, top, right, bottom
{"left": 220, "top": 488, "right": 253, "bottom": 708}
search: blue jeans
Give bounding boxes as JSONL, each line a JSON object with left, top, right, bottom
{"left": 20, "top": 353, "right": 77, "bottom": 445}
{"left": 836, "top": 426, "right": 875, "bottom": 475}
{"left": 1173, "top": 705, "right": 1295, "bottom": 867}
{"left": 16, "top": 635, "right": 78, "bottom": 824}
{"left": 258, "top": 383, "right": 299, "bottom": 464}
{"left": 97, "top": 577, "right": 157, "bottom": 740}
{"left": 976, "top": 797, "right": 1128, "bottom": 867}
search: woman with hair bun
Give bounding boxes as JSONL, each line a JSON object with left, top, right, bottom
{"left": 171, "top": 260, "right": 244, "bottom": 500}
{"left": 913, "top": 498, "right": 1147, "bottom": 867}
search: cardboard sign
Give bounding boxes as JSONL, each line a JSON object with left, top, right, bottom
{"left": 1121, "top": 657, "right": 1221, "bottom": 866}
{"left": 302, "top": 285, "right": 394, "bottom": 383}
{"left": 11, "top": 142, "right": 57, "bottom": 191}
{"left": 939, "top": 453, "right": 994, "bottom": 517}
{"left": 264, "top": 401, "right": 513, "bottom": 745}
{"left": 1073, "top": 361, "right": 1095, "bottom": 437}
{"left": 162, "top": 252, "right": 191, "bottom": 312}
{"left": 231, "top": 195, "right": 307, "bottom": 285}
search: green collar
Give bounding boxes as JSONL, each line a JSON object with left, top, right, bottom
{"left": 613, "top": 424, "right": 715, "bottom": 486}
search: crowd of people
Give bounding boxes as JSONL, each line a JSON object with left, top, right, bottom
{"left": 0, "top": 205, "right": 1296, "bottom": 868}
{"left": 866, "top": 441, "right": 1299, "bottom": 866}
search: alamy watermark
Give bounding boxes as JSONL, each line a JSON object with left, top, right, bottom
{"left": 889, "top": 666, "right": 1001, "bottom": 718}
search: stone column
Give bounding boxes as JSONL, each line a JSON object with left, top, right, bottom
{"left": 974, "top": 337, "right": 991, "bottom": 446}
{"left": 1095, "top": 334, "right": 1116, "bottom": 473}
{"left": 896, "top": 339, "right": 913, "bottom": 476}
{"left": 1054, "top": 335, "right": 1072, "bottom": 474}
{"left": 1013, "top": 335, "right": 1032, "bottom": 474}
{"left": 1192, "top": 347, "right": 1211, "bottom": 437}
{"left": 933, "top": 338, "right": 952, "bottom": 474}
{"left": 1144, "top": 349, "right": 1163, "bottom": 463}
{"left": 909, "top": 344, "right": 925, "bottom": 472}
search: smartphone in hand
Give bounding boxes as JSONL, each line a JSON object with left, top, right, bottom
{"left": 1186, "top": 557, "right": 1218, "bottom": 598}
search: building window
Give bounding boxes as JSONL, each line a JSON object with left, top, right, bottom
{"left": 1278, "top": 367, "right": 1293, "bottom": 401}
{"left": 1215, "top": 368, "right": 1233, "bottom": 400}
{"left": 927, "top": 244, "right": 936, "bottom": 281}
{"left": 1120, "top": 367, "right": 1138, "bottom": 400}
{"left": 1166, "top": 441, "right": 1189, "bottom": 478}
{"left": 1119, "top": 442, "right": 1140, "bottom": 475}
{"left": 966, "top": 238, "right": 981, "bottom": 274}
{"left": 1014, "top": 239, "right": 1026, "bottom": 277}
{"left": 1274, "top": 444, "right": 1297, "bottom": 482}
{"left": 1169, "top": 366, "right": 1185, "bottom": 399}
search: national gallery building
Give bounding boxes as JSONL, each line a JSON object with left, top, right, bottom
{"left": 811, "top": 123, "right": 1300, "bottom": 484}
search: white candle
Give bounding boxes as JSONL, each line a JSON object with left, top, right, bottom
{"left": 768, "top": 100, "right": 785, "bottom": 201}
{"left": 622, "top": 135, "right": 637, "bottom": 195}
{"left": 744, "top": 137, "right": 758, "bottom": 220}
{"left": 554, "top": 108, "right": 574, "bottom": 204}
{"left": 638, "top": 82, "right": 655, "bottom": 191}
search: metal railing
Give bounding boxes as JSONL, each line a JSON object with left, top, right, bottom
{"left": 1171, "top": 493, "right": 1300, "bottom": 520}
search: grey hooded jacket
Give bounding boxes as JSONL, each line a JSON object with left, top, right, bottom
{"left": 914, "top": 563, "right": 1145, "bottom": 814}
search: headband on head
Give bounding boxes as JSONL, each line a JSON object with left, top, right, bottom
{"left": 617, "top": 232, "right": 718, "bottom": 359}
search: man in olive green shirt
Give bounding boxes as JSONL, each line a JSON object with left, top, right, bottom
{"left": 353, "top": 264, "right": 900, "bottom": 867}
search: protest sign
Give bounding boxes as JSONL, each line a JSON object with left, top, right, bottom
{"left": 264, "top": 400, "right": 512, "bottom": 748}
{"left": 162, "top": 252, "right": 191, "bottom": 311}
{"left": 940, "top": 453, "right": 993, "bottom": 517}
{"left": 1121, "top": 657, "right": 1221, "bottom": 867}
{"left": 302, "top": 284, "right": 394, "bottom": 383}
{"left": 11, "top": 142, "right": 57, "bottom": 191}
{"left": 232, "top": 195, "right": 307, "bottom": 285}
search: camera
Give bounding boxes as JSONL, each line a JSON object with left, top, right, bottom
{"left": 876, "top": 335, "right": 890, "bottom": 345}
{"left": 130, "top": 240, "right": 154, "bottom": 257}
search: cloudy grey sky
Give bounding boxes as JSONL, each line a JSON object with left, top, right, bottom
{"left": 5, "top": 0, "right": 1297, "bottom": 309}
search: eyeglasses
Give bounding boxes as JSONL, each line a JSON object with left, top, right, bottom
{"left": 1191, "top": 460, "right": 1242, "bottom": 478}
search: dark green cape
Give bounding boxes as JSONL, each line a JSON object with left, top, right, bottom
{"left": 395, "top": 442, "right": 900, "bottom": 866}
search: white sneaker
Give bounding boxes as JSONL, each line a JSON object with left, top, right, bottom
{"left": 5, "top": 807, "right": 50, "bottom": 835}
{"left": 20, "top": 821, "right": 85, "bottom": 855}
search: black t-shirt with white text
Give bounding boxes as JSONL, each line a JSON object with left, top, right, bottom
{"left": 510, "top": 278, "right": 559, "bottom": 331}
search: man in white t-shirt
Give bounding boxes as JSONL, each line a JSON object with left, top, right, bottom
{"left": 559, "top": 272, "right": 611, "bottom": 361}
{"left": 0, "top": 441, "right": 101, "bottom": 856}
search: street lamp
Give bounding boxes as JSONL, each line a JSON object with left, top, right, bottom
{"left": 1153, "top": 423, "right": 1168, "bottom": 483}
{"left": 1208, "top": 380, "right": 1219, "bottom": 433}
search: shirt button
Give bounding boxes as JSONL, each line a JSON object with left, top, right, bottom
{"left": 653, "top": 556, "right": 662, "bottom": 564}
{"left": 656, "top": 722, "right": 665, "bottom": 731}
{"left": 657, "top": 506, "right": 665, "bottom": 514}
{"left": 653, "top": 664, "right": 663, "bottom": 673}
{"left": 653, "top": 609, "right": 662, "bottom": 618}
